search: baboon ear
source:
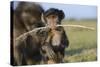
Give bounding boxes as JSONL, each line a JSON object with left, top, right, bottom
{"left": 59, "top": 10, "right": 65, "bottom": 21}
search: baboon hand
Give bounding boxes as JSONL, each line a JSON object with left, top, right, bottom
{"left": 41, "top": 43, "right": 57, "bottom": 61}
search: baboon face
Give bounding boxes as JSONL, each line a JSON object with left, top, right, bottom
{"left": 46, "top": 14, "right": 59, "bottom": 29}
{"left": 21, "top": 8, "right": 41, "bottom": 25}
{"left": 21, "top": 12, "right": 37, "bottom": 25}
{"left": 21, "top": 10, "right": 42, "bottom": 31}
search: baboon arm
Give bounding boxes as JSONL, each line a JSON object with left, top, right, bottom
{"left": 61, "top": 30, "right": 69, "bottom": 48}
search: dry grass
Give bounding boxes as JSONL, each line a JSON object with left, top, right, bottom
{"left": 62, "top": 20, "right": 97, "bottom": 63}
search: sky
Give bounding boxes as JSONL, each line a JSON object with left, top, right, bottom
{"left": 13, "top": 1, "right": 97, "bottom": 20}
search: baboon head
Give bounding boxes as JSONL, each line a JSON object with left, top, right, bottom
{"left": 43, "top": 8, "right": 65, "bottom": 29}
{"left": 15, "top": 2, "right": 44, "bottom": 30}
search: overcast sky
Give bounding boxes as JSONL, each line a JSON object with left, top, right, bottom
{"left": 13, "top": 1, "right": 97, "bottom": 19}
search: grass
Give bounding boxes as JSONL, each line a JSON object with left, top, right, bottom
{"left": 62, "top": 20, "right": 97, "bottom": 63}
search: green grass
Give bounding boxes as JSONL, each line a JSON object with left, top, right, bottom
{"left": 62, "top": 20, "right": 97, "bottom": 63}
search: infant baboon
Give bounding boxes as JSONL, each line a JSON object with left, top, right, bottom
{"left": 41, "top": 8, "right": 69, "bottom": 63}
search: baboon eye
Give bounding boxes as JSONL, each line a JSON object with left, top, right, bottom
{"left": 47, "top": 15, "right": 57, "bottom": 19}
{"left": 52, "top": 15, "right": 56, "bottom": 18}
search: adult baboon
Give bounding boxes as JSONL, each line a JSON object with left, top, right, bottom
{"left": 40, "top": 8, "right": 69, "bottom": 64}
{"left": 11, "top": 1, "right": 45, "bottom": 65}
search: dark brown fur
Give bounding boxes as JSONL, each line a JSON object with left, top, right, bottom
{"left": 11, "top": 1, "right": 45, "bottom": 66}
{"left": 11, "top": 2, "right": 69, "bottom": 65}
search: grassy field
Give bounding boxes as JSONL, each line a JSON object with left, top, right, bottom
{"left": 62, "top": 20, "right": 97, "bottom": 63}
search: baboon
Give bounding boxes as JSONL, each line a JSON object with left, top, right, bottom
{"left": 11, "top": 1, "right": 46, "bottom": 65}
{"left": 40, "top": 8, "right": 69, "bottom": 63}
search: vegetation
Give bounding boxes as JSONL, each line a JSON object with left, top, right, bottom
{"left": 62, "top": 20, "right": 97, "bottom": 63}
